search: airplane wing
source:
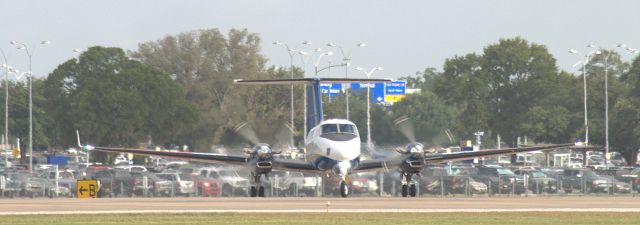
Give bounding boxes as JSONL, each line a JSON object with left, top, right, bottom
{"left": 422, "top": 143, "right": 574, "bottom": 164}
{"left": 272, "top": 158, "right": 321, "bottom": 173}
{"left": 353, "top": 156, "right": 403, "bottom": 173}
{"left": 353, "top": 143, "right": 574, "bottom": 172}
{"left": 92, "top": 147, "right": 249, "bottom": 165}
{"left": 92, "top": 146, "right": 321, "bottom": 173}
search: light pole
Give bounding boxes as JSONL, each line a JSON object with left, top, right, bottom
{"left": 327, "top": 42, "right": 366, "bottom": 120}
{"left": 355, "top": 66, "right": 383, "bottom": 150}
{"left": 0, "top": 49, "right": 8, "bottom": 167}
{"left": 272, "top": 41, "right": 300, "bottom": 146}
{"left": 569, "top": 47, "right": 600, "bottom": 144}
{"left": 296, "top": 41, "right": 313, "bottom": 143}
{"left": 313, "top": 51, "right": 333, "bottom": 76}
{"left": 11, "top": 40, "right": 50, "bottom": 172}
{"left": 587, "top": 43, "right": 630, "bottom": 165}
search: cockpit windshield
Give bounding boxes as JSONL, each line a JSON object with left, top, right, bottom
{"left": 339, "top": 124, "right": 356, "bottom": 134}
{"left": 322, "top": 124, "right": 357, "bottom": 134}
{"left": 322, "top": 124, "right": 338, "bottom": 134}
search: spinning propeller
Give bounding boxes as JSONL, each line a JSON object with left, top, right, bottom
{"left": 233, "top": 121, "right": 294, "bottom": 158}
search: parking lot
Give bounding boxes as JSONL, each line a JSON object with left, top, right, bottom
{"left": 0, "top": 148, "right": 639, "bottom": 199}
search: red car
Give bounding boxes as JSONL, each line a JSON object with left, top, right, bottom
{"left": 191, "top": 174, "right": 221, "bottom": 197}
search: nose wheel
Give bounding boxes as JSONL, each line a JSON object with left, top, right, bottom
{"left": 340, "top": 180, "right": 349, "bottom": 198}
{"left": 251, "top": 173, "right": 266, "bottom": 197}
{"left": 401, "top": 173, "right": 418, "bottom": 197}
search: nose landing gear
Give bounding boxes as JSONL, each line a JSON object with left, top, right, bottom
{"left": 339, "top": 180, "right": 349, "bottom": 198}
{"left": 250, "top": 173, "right": 266, "bottom": 197}
{"left": 401, "top": 172, "right": 417, "bottom": 197}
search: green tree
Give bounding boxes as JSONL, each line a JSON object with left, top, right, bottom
{"left": 582, "top": 50, "right": 629, "bottom": 147}
{"left": 0, "top": 79, "right": 50, "bottom": 160}
{"left": 610, "top": 54, "right": 640, "bottom": 160}
{"left": 432, "top": 37, "right": 577, "bottom": 146}
{"left": 132, "top": 29, "right": 305, "bottom": 149}
{"left": 43, "top": 46, "right": 196, "bottom": 162}
{"left": 387, "top": 91, "right": 457, "bottom": 145}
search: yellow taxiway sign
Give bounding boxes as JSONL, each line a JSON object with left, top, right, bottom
{"left": 76, "top": 179, "right": 98, "bottom": 198}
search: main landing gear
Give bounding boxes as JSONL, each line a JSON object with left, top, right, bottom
{"left": 401, "top": 172, "right": 417, "bottom": 197}
{"left": 250, "top": 173, "right": 266, "bottom": 197}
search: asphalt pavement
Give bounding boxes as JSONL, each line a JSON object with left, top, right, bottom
{"left": 1, "top": 197, "right": 639, "bottom": 214}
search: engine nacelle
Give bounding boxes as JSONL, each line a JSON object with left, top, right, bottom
{"left": 244, "top": 143, "right": 281, "bottom": 158}
{"left": 396, "top": 143, "right": 424, "bottom": 155}
{"left": 244, "top": 143, "right": 281, "bottom": 173}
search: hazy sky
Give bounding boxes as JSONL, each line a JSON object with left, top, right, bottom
{"left": 1, "top": 0, "right": 639, "bottom": 79}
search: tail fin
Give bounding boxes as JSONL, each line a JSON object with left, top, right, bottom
{"left": 306, "top": 79, "right": 322, "bottom": 133}
{"left": 234, "top": 78, "right": 393, "bottom": 133}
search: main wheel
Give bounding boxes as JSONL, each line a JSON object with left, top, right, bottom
{"left": 258, "top": 186, "right": 265, "bottom": 197}
{"left": 340, "top": 181, "right": 349, "bottom": 198}
{"left": 401, "top": 184, "right": 408, "bottom": 197}
{"left": 410, "top": 184, "right": 417, "bottom": 197}
{"left": 250, "top": 186, "right": 257, "bottom": 197}
{"left": 222, "top": 184, "right": 232, "bottom": 197}
{"left": 289, "top": 183, "right": 297, "bottom": 197}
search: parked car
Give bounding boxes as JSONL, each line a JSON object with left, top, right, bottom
{"left": 279, "top": 172, "right": 321, "bottom": 197}
{"left": 324, "top": 174, "right": 378, "bottom": 197}
{"left": 264, "top": 171, "right": 306, "bottom": 197}
{"left": 115, "top": 165, "right": 147, "bottom": 173}
{"left": 93, "top": 169, "right": 135, "bottom": 197}
{"left": 349, "top": 173, "right": 379, "bottom": 196}
{"left": 562, "top": 168, "right": 615, "bottom": 193}
{"left": 513, "top": 168, "right": 557, "bottom": 193}
{"left": 473, "top": 166, "right": 526, "bottom": 194}
{"left": 156, "top": 173, "right": 195, "bottom": 196}
{"left": 594, "top": 169, "right": 632, "bottom": 193}
{"left": 191, "top": 174, "right": 221, "bottom": 197}
{"left": 39, "top": 170, "right": 77, "bottom": 195}
{"left": 197, "top": 167, "right": 249, "bottom": 197}
{"left": 5, "top": 172, "right": 60, "bottom": 198}
{"left": 622, "top": 168, "right": 640, "bottom": 192}
{"left": 129, "top": 171, "right": 173, "bottom": 197}
{"left": 420, "top": 166, "right": 486, "bottom": 195}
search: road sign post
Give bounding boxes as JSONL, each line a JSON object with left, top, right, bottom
{"left": 77, "top": 179, "right": 98, "bottom": 198}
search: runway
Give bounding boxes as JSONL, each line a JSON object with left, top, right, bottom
{"left": 1, "top": 197, "right": 640, "bottom": 214}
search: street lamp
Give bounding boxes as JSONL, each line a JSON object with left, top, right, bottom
{"left": 0, "top": 49, "right": 8, "bottom": 168}
{"left": 569, "top": 47, "right": 600, "bottom": 145}
{"left": 272, "top": 40, "right": 310, "bottom": 148}
{"left": 11, "top": 40, "right": 50, "bottom": 172}
{"left": 314, "top": 51, "right": 333, "bottom": 76}
{"left": 327, "top": 42, "right": 366, "bottom": 120}
{"left": 586, "top": 43, "right": 629, "bottom": 165}
{"left": 295, "top": 42, "right": 313, "bottom": 143}
{"left": 355, "top": 66, "right": 383, "bottom": 151}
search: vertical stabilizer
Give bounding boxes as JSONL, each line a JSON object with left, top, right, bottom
{"left": 306, "top": 79, "right": 323, "bottom": 133}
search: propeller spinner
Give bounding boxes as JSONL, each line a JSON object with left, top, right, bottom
{"left": 234, "top": 122, "right": 294, "bottom": 158}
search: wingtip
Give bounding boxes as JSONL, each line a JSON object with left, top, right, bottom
{"left": 76, "top": 130, "right": 82, "bottom": 148}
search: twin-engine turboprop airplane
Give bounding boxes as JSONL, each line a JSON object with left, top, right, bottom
{"left": 85, "top": 77, "right": 573, "bottom": 197}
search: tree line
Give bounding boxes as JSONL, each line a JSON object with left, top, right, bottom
{"left": 2, "top": 29, "right": 639, "bottom": 163}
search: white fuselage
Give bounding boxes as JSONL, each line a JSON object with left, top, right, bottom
{"left": 305, "top": 119, "right": 361, "bottom": 162}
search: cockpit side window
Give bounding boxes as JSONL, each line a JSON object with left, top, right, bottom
{"left": 338, "top": 124, "right": 356, "bottom": 134}
{"left": 321, "top": 124, "right": 338, "bottom": 134}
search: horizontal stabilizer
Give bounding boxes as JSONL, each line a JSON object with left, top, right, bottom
{"left": 234, "top": 78, "right": 393, "bottom": 85}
